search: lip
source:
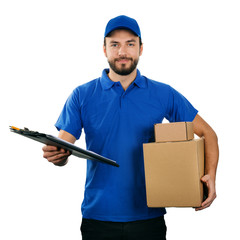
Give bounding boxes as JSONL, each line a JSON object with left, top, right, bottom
{"left": 117, "top": 59, "right": 130, "bottom": 64}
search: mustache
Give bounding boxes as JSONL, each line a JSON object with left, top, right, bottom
{"left": 115, "top": 57, "right": 133, "bottom": 61}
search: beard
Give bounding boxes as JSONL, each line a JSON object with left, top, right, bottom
{"left": 108, "top": 57, "right": 139, "bottom": 76}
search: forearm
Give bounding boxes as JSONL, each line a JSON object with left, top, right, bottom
{"left": 193, "top": 114, "right": 219, "bottom": 210}
{"left": 203, "top": 129, "right": 219, "bottom": 180}
{"left": 193, "top": 114, "right": 219, "bottom": 179}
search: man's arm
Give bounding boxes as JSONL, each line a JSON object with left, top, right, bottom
{"left": 192, "top": 114, "right": 219, "bottom": 210}
{"left": 42, "top": 130, "right": 76, "bottom": 166}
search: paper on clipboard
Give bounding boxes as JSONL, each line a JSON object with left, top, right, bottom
{"left": 10, "top": 126, "right": 119, "bottom": 167}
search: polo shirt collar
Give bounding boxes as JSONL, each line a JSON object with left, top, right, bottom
{"left": 100, "top": 68, "right": 147, "bottom": 90}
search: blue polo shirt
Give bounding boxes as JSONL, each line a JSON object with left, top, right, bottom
{"left": 55, "top": 69, "right": 198, "bottom": 222}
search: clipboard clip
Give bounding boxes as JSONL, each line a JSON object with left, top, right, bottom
{"left": 9, "top": 126, "right": 45, "bottom": 137}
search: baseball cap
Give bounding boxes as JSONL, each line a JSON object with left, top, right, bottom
{"left": 104, "top": 15, "right": 141, "bottom": 39}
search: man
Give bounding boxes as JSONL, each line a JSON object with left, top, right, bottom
{"left": 43, "top": 15, "right": 219, "bottom": 240}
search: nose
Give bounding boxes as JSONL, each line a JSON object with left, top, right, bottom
{"left": 118, "top": 45, "right": 127, "bottom": 57}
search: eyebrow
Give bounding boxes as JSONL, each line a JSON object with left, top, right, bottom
{"left": 126, "top": 39, "right": 136, "bottom": 43}
{"left": 109, "top": 39, "right": 137, "bottom": 44}
{"left": 109, "top": 40, "right": 119, "bottom": 44}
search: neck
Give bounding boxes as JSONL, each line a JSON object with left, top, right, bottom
{"left": 108, "top": 68, "right": 137, "bottom": 91}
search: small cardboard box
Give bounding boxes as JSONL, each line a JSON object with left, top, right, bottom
{"left": 154, "top": 122, "right": 194, "bottom": 142}
{"left": 143, "top": 138, "right": 204, "bottom": 207}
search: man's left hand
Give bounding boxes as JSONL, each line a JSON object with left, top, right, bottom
{"left": 195, "top": 174, "right": 217, "bottom": 211}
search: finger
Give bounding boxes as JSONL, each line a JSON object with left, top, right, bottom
{"left": 51, "top": 155, "right": 69, "bottom": 164}
{"left": 195, "top": 199, "right": 214, "bottom": 211}
{"left": 46, "top": 152, "right": 70, "bottom": 163}
{"left": 202, "top": 192, "right": 216, "bottom": 207}
{"left": 42, "top": 145, "right": 58, "bottom": 152}
{"left": 194, "top": 174, "right": 217, "bottom": 211}
{"left": 43, "top": 149, "right": 71, "bottom": 161}
{"left": 195, "top": 190, "right": 216, "bottom": 211}
{"left": 61, "top": 149, "right": 71, "bottom": 155}
{"left": 60, "top": 148, "right": 65, "bottom": 153}
{"left": 59, "top": 148, "right": 69, "bottom": 153}
{"left": 43, "top": 150, "right": 60, "bottom": 159}
{"left": 43, "top": 148, "right": 70, "bottom": 159}
{"left": 201, "top": 174, "right": 210, "bottom": 184}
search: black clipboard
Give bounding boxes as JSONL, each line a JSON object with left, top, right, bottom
{"left": 10, "top": 126, "right": 119, "bottom": 167}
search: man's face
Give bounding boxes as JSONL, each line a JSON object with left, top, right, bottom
{"left": 104, "top": 29, "right": 143, "bottom": 76}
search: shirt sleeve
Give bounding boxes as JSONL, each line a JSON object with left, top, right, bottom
{"left": 165, "top": 86, "right": 198, "bottom": 122}
{"left": 55, "top": 88, "right": 83, "bottom": 140}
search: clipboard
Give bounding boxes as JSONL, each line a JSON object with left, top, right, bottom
{"left": 10, "top": 126, "right": 119, "bottom": 167}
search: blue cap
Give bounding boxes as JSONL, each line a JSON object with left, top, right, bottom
{"left": 104, "top": 15, "right": 141, "bottom": 39}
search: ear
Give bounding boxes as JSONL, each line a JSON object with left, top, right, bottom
{"left": 103, "top": 45, "right": 107, "bottom": 57}
{"left": 139, "top": 43, "right": 143, "bottom": 56}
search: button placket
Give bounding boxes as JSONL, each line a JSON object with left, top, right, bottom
{"left": 116, "top": 82, "right": 135, "bottom": 109}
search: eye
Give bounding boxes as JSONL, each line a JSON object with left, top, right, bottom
{"left": 111, "top": 43, "right": 118, "bottom": 47}
{"left": 128, "top": 43, "right": 135, "bottom": 47}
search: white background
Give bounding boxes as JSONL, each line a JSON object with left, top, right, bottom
{"left": 1, "top": 0, "right": 239, "bottom": 239}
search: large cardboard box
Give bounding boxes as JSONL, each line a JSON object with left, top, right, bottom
{"left": 143, "top": 138, "right": 204, "bottom": 207}
{"left": 154, "top": 122, "right": 194, "bottom": 142}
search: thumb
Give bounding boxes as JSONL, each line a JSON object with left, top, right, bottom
{"left": 201, "top": 174, "right": 210, "bottom": 183}
{"left": 60, "top": 148, "right": 67, "bottom": 153}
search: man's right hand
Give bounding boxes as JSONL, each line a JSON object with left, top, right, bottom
{"left": 42, "top": 130, "right": 76, "bottom": 166}
{"left": 42, "top": 145, "right": 71, "bottom": 166}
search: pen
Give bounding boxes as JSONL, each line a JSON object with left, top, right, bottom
{"left": 10, "top": 126, "right": 20, "bottom": 131}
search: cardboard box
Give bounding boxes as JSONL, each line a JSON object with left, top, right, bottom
{"left": 143, "top": 138, "right": 204, "bottom": 207}
{"left": 154, "top": 122, "right": 194, "bottom": 142}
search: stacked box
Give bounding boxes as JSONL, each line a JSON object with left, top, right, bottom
{"left": 143, "top": 122, "right": 205, "bottom": 207}
{"left": 154, "top": 122, "right": 194, "bottom": 142}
